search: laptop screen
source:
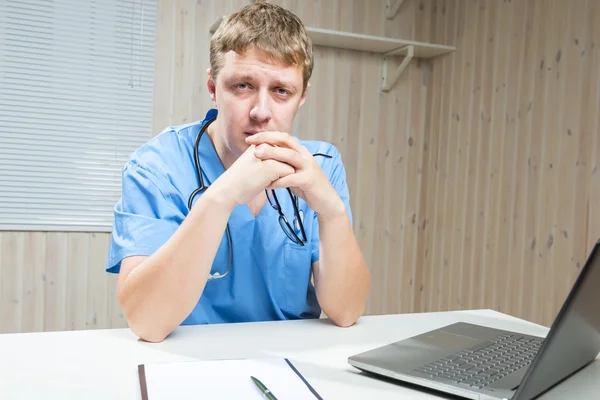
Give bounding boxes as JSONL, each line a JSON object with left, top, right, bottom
{"left": 514, "top": 241, "right": 600, "bottom": 399}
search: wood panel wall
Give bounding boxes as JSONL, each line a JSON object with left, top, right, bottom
{"left": 0, "top": 232, "right": 123, "bottom": 333}
{"left": 417, "top": 0, "right": 600, "bottom": 327}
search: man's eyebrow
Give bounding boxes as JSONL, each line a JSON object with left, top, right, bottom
{"left": 272, "top": 80, "right": 298, "bottom": 92}
{"left": 228, "top": 73, "right": 256, "bottom": 82}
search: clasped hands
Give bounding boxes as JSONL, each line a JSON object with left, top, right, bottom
{"left": 244, "top": 132, "right": 343, "bottom": 218}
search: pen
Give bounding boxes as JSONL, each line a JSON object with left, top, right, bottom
{"left": 251, "top": 375, "right": 278, "bottom": 400}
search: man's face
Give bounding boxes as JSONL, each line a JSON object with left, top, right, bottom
{"left": 207, "top": 45, "right": 308, "bottom": 165}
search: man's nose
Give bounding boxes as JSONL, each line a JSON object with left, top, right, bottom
{"left": 249, "top": 91, "right": 272, "bottom": 123}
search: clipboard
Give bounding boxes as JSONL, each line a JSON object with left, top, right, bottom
{"left": 138, "top": 357, "right": 324, "bottom": 399}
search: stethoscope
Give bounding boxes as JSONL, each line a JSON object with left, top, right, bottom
{"left": 188, "top": 116, "right": 330, "bottom": 281}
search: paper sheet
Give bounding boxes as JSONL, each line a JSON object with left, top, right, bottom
{"left": 141, "top": 357, "right": 320, "bottom": 399}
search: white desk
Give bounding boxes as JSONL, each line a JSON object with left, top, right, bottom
{"left": 1, "top": 309, "right": 598, "bottom": 399}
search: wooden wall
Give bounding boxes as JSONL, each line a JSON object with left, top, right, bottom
{"left": 417, "top": 0, "right": 600, "bottom": 327}
{"left": 2, "top": 0, "right": 598, "bottom": 334}
{"left": 0, "top": 232, "right": 122, "bottom": 333}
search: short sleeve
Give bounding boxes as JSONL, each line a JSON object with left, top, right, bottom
{"left": 106, "top": 162, "right": 186, "bottom": 273}
{"left": 311, "top": 146, "right": 353, "bottom": 263}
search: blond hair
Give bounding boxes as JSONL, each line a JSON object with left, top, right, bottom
{"left": 210, "top": 2, "right": 314, "bottom": 92}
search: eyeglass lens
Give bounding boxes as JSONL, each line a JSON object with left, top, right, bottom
{"left": 267, "top": 189, "right": 306, "bottom": 245}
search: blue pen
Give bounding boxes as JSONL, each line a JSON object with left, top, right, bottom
{"left": 251, "top": 376, "right": 278, "bottom": 400}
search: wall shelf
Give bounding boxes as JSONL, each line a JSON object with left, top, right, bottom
{"left": 209, "top": 16, "right": 456, "bottom": 92}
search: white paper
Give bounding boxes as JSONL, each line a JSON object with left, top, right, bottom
{"left": 142, "top": 357, "right": 319, "bottom": 399}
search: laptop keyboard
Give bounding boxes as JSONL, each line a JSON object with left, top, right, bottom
{"left": 413, "top": 333, "right": 544, "bottom": 389}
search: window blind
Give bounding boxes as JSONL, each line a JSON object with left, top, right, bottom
{"left": 0, "top": 0, "right": 157, "bottom": 232}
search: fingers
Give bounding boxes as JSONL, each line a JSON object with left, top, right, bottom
{"left": 254, "top": 143, "right": 306, "bottom": 170}
{"left": 266, "top": 173, "right": 311, "bottom": 191}
{"left": 245, "top": 131, "right": 309, "bottom": 156}
{"left": 263, "top": 159, "right": 295, "bottom": 181}
{"left": 266, "top": 175, "right": 294, "bottom": 190}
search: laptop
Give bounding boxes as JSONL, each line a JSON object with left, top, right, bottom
{"left": 348, "top": 240, "right": 600, "bottom": 400}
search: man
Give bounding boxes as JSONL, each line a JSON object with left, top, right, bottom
{"left": 106, "top": 2, "right": 370, "bottom": 343}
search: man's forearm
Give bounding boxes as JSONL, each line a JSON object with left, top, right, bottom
{"left": 315, "top": 202, "right": 370, "bottom": 327}
{"left": 118, "top": 185, "right": 234, "bottom": 341}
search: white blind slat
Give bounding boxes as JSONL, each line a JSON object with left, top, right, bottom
{"left": 0, "top": 182, "right": 121, "bottom": 192}
{"left": 0, "top": 135, "right": 149, "bottom": 149}
{"left": 0, "top": 193, "right": 120, "bottom": 203}
{"left": 2, "top": 101, "right": 154, "bottom": 116}
{"left": 0, "top": 162, "right": 129, "bottom": 173}
{"left": 0, "top": 116, "right": 153, "bottom": 131}
{"left": 1, "top": 147, "right": 141, "bottom": 160}
{"left": 8, "top": 0, "right": 157, "bottom": 17}
{"left": 0, "top": 174, "right": 121, "bottom": 185}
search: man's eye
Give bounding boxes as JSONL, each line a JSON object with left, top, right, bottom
{"left": 276, "top": 88, "right": 290, "bottom": 96}
{"left": 235, "top": 83, "right": 249, "bottom": 90}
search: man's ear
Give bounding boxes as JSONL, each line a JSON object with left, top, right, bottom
{"left": 207, "top": 67, "right": 217, "bottom": 106}
{"left": 298, "top": 81, "right": 310, "bottom": 109}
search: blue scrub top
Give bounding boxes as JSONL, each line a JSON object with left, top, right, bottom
{"left": 106, "top": 109, "right": 353, "bottom": 325}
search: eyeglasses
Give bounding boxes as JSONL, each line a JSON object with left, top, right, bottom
{"left": 266, "top": 188, "right": 307, "bottom": 246}
{"left": 264, "top": 152, "right": 332, "bottom": 246}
